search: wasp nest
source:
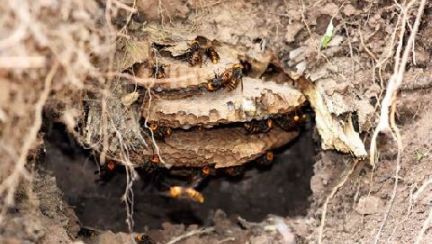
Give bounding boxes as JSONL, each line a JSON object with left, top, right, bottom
{"left": 80, "top": 36, "right": 308, "bottom": 168}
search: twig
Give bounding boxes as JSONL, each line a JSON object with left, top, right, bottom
{"left": 117, "top": 0, "right": 137, "bottom": 37}
{"left": 165, "top": 227, "right": 215, "bottom": 244}
{"left": 112, "top": 0, "right": 137, "bottom": 13}
{"left": 297, "top": 0, "right": 313, "bottom": 37}
{"left": 318, "top": 159, "right": 360, "bottom": 244}
{"left": 358, "top": 30, "right": 377, "bottom": 62}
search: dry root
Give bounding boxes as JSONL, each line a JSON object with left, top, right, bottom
{"left": 367, "top": 0, "right": 427, "bottom": 242}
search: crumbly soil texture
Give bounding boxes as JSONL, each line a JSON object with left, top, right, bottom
{"left": 1, "top": 0, "right": 432, "bottom": 244}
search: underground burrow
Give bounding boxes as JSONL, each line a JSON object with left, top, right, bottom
{"left": 39, "top": 120, "right": 317, "bottom": 233}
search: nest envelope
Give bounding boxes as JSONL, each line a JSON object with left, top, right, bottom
{"left": 79, "top": 36, "right": 308, "bottom": 168}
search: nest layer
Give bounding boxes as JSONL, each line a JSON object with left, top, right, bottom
{"left": 80, "top": 36, "right": 307, "bottom": 168}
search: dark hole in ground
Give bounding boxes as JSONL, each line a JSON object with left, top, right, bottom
{"left": 40, "top": 122, "right": 316, "bottom": 232}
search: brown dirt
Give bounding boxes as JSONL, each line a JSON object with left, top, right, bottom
{"left": 1, "top": 0, "right": 432, "bottom": 244}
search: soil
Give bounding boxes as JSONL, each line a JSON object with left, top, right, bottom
{"left": 1, "top": 0, "right": 432, "bottom": 244}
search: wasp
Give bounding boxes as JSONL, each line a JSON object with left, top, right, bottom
{"left": 174, "top": 40, "right": 204, "bottom": 66}
{"left": 148, "top": 122, "right": 172, "bottom": 141}
{"left": 205, "top": 47, "right": 220, "bottom": 64}
{"left": 207, "top": 73, "right": 224, "bottom": 91}
{"left": 151, "top": 64, "right": 166, "bottom": 79}
{"left": 224, "top": 165, "right": 245, "bottom": 177}
{"left": 222, "top": 63, "right": 243, "bottom": 91}
{"left": 256, "top": 151, "right": 274, "bottom": 167}
{"left": 243, "top": 119, "right": 273, "bottom": 134}
{"left": 201, "top": 165, "right": 216, "bottom": 176}
{"left": 207, "top": 64, "right": 243, "bottom": 92}
{"left": 135, "top": 234, "right": 156, "bottom": 244}
{"left": 168, "top": 186, "right": 204, "bottom": 203}
{"left": 194, "top": 36, "right": 219, "bottom": 64}
{"left": 274, "top": 112, "right": 307, "bottom": 131}
{"left": 186, "top": 40, "right": 204, "bottom": 67}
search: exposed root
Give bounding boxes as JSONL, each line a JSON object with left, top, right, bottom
{"left": 123, "top": 163, "right": 138, "bottom": 234}
{"left": 369, "top": 0, "right": 427, "bottom": 242}
{"left": 369, "top": 0, "right": 426, "bottom": 168}
{"left": 318, "top": 159, "right": 360, "bottom": 244}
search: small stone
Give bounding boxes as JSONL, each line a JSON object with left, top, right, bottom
{"left": 355, "top": 195, "right": 384, "bottom": 215}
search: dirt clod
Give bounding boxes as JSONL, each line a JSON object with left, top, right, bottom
{"left": 355, "top": 195, "right": 385, "bottom": 215}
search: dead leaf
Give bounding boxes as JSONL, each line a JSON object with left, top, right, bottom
{"left": 298, "top": 77, "right": 367, "bottom": 157}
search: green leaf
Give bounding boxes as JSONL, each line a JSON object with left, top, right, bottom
{"left": 415, "top": 149, "right": 427, "bottom": 161}
{"left": 320, "top": 19, "right": 334, "bottom": 49}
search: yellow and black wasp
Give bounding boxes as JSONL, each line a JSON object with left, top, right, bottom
{"left": 207, "top": 63, "right": 244, "bottom": 92}
{"left": 243, "top": 119, "right": 273, "bottom": 134}
{"left": 195, "top": 35, "right": 220, "bottom": 64}
{"left": 167, "top": 186, "right": 205, "bottom": 203}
